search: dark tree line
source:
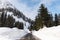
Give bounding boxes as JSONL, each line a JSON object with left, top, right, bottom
{"left": 0, "top": 11, "right": 24, "bottom": 29}
{"left": 30, "top": 4, "right": 60, "bottom": 31}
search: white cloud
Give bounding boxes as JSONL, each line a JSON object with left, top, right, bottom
{"left": 31, "top": 0, "right": 40, "bottom": 2}
{"left": 40, "top": 0, "right": 56, "bottom": 5}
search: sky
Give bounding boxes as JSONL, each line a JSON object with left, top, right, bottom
{"left": 4, "top": 0, "right": 60, "bottom": 20}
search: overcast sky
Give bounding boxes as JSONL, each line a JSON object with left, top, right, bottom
{"left": 7, "top": 0, "right": 60, "bottom": 20}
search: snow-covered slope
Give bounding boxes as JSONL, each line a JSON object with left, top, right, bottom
{"left": 0, "top": 27, "right": 30, "bottom": 40}
{"left": 0, "top": 0, "right": 32, "bottom": 28}
{"left": 32, "top": 25, "right": 60, "bottom": 40}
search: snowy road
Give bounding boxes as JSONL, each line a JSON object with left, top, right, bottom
{"left": 20, "top": 33, "right": 40, "bottom": 40}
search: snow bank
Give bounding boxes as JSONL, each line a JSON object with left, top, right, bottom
{"left": 0, "top": 25, "right": 60, "bottom": 40}
{"left": 0, "top": 27, "right": 12, "bottom": 34}
{"left": 32, "top": 25, "right": 60, "bottom": 40}
{"left": 0, "top": 27, "right": 28, "bottom": 40}
{"left": 0, "top": 35, "right": 12, "bottom": 40}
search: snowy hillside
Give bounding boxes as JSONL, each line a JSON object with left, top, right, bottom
{"left": 32, "top": 25, "right": 60, "bottom": 40}
{"left": 0, "top": 0, "right": 32, "bottom": 28}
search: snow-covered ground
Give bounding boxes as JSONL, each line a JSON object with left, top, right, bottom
{"left": 0, "top": 26, "right": 60, "bottom": 40}
{"left": 0, "top": 27, "right": 30, "bottom": 40}
{"left": 32, "top": 25, "right": 60, "bottom": 40}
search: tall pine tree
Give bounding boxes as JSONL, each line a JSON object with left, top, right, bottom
{"left": 58, "top": 14, "right": 60, "bottom": 25}
{"left": 47, "top": 14, "right": 53, "bottom": 27}
{"left": 31, "top": 4, "right": 51, "bottom": 31}
{"left": 5, "top": 15, "right": 15, "bottom": 28}
{"left": 55, "top": 14, "right": 58, "bottom": 26}
{"left": 1, "top": 11, "right": 7, "bottom": 26}
{"left": 40, "top": 4, "right": 49, "bottom": 26}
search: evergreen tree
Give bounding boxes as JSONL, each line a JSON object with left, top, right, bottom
{"left": 14, "top": 22, "right": 23, "bottom": 29}
{"left": 54, "top": 14, "right": 58, "bottom": 26}
{"left": 40, "top": 5, "right": 49, "bottom": 26}
{"left": 33, "top": 16, "right": 43, "bottom": 31}
{"left": 30, "top": 4, "right": 51, "bottom": 31}
{"left": 5, "top": 15, "right": 15, "bottom": 28}
{"left": 1, "top": 11, "right": 6, "bottom": 26}
{"left": 3, "top": 11, "right": 7, "bottom": 26}
{"left": 58, "top": 14, "right": 60, "bottom": 25}
{"left": 47, "top": 14, "right": 53, "bottom": 27}
{"left": 0, "top": 17, "right": 1, "bottom": 26}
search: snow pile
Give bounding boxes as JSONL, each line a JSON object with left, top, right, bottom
{"left": 0, "top": 35, "right": 12, "bottom": 40}
{"left": 0, "top": 27, "right": 12, "bottom": 34}
{"left": 32, "top": 25, "right": 60, "bottom": 40}
{"left": 0, "top": 27, "right": 29, "bottom": 40}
